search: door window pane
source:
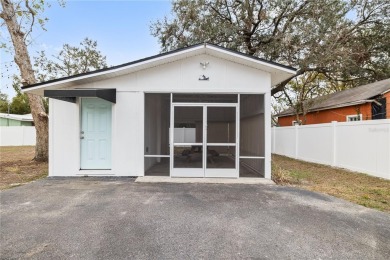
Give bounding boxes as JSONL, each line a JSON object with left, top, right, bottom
{"left": 174, "top": 106, "right": 203, "bottom": 143}
{"left": 174, "top": 145, "right": 203, "bottom": 168}
{"left": 207, "top": 107, "right": 236, "bottom": 143}
{"left": 206, "top": 146, "right": 235, "bottom": 169}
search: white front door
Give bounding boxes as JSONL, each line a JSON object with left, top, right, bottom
{"left": 80, "top": 98, "right": 112, "bottom": 169}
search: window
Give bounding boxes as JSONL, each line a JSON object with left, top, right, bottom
{"left": 346, "top": 114, "right": 362, "bottom": 122}
{"left": 371, "top": 98, "right": 386, "bottom": 120}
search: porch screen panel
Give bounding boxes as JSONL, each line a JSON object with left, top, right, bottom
{"left": 240, "top": 94, "right": 265, "bottom": 157}
{"left": 239, "top": 94, "right": 265, "bottom": 178}
{"left": 144, "top": 157, "right": 170, "bottom": 176}
{"left": 144, "top": 94, "right": 171, "bottom": 175}
{"left": 239, "top": 158, "right": 264, "bottom": 177}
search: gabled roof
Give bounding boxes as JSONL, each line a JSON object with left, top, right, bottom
{"left": 0, "top": 113, "right": 33, "bottom": 122}
{"left": 22, "top": 43, "right": 296, "bottom": 95}
{"left": 277, "top": 78, "right": 390, "bottom": 117}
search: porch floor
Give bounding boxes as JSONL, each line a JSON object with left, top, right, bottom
{"left": 136, "top": 176, "right": 274, "bottom": 184}
{"left": 145, "top": 156, "right": 264, "bottom": 178}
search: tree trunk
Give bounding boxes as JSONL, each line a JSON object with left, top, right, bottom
{"left": 1, "top": 0, "right": 48, "bottom": 161}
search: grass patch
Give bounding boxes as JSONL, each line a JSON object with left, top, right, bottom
{"left": 289, "top": 169, "right": 311, "bottom": 181}
{"left": 0, "top": 146, "right": 48, "bottom": 190}
{"left": 272, "top": 154, "right": 390, "bottom": 213}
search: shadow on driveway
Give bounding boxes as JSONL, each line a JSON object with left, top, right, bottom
{"left": 1, "top": 178, "right": 389, "bottom": 259}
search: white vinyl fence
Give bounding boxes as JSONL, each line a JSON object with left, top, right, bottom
{"left": 174, "top": 128, "right": 196, "bottom": 143}
{"left": 0, "top": 126, "right": 36, "bottom": 146}
{"left": 272, "top": 120, "right": 390, "bottom": 180}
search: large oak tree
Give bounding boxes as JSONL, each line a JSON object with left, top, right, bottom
{"left": 0, "top": 0, "right": 55, "bottom": 161}
{"left": 151, "top": 0, "right": 390, "bottom": 96}
{"left": 1, "top": 0, "right": 107, "bottom": 160}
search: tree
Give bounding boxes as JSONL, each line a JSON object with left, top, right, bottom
{"left": 0, "top": 0, "right": 62, "bottom": 161}
{"left": 9, "top": 93, "right": 30, "bottom": 114}
{"left": 273, "top": 72, "right": 329, "bottom": 125}
{"left": 272, "top": 72, "right": 355, "bottom": 124}
{"left": 10, "top": 38, "right": 107, "bottom": 114}
{"left": 0, "top": 92, "right": 9, "bottom": 113}
{"left": 33, "top": 38, "right": 108, "bottom": 82}
{"left": 151, "top": 0, "right": 390, "bottom": 95}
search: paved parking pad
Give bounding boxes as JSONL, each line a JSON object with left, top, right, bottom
{"left": 1, "top": 178, "right": 389, "bottom": 259}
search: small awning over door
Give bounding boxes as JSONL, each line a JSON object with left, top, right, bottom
{"left": 44, "top": 89, "right": 116, "bottom": 103}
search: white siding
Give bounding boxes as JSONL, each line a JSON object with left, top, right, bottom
{"left": 49, "top": 98, "right": 79, "bottom": 176}
{"left": 114, "top": 92, "right": 144, "bottom": 176}
{"left": 61, "top": 54, "right": 271, "bottom": 94}
{"left": 264, "top": 91, "right": 271, "bottom": 179}
{"left": 48, "top": 53, "right": 273, "bottom": 177}
{"left": 50, "top": 92, "right": 144, "bottom": 177}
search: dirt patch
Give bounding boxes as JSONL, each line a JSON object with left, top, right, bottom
{"left": 272, "top": 154, "right": 390, "bottom": 213}
{"left": 0, "top": 146, "right": 48, "bottom": 190}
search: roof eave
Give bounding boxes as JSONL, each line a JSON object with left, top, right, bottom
{"left": 382, "top": 89, "right": 390, "bottom": 95}
{"left": 22, "top": 43, "right": 297, "bottom": 95}
{"left": 22, "top": 44, "right": 206, "bottom": 94}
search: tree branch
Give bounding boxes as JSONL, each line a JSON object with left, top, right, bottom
{"left": 271, "top": 67, "right": 328, "bottom": 96}
{"left": 208, "top": 2, "right": 232, "bottom": 24}
{"left": 23, "top": 0, "right": 36, "bottom": 41}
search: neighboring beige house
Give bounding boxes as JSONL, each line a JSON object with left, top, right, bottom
{"left": 0, "top": 113, "right": 34, "bottom": 126}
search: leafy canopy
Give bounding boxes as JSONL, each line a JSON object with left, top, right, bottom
{"left": 0, "top": 92, "right": 9, "bottom": 113}
{"left": 11, "top": 38, "right": 107, "bottom": 114}
{"left": 34, "top": 37, "right": 108, "bottom": 82}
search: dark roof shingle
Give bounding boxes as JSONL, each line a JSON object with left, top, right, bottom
{"left": 277, "top": 78, "right": 390, "bottom": 117}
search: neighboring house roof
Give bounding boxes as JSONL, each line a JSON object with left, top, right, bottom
{"left": 21, "top": 43, "right": 296, "bottom": 96}
{"left": 0, "top": 113, "right": 33, "bottom": 122}
{"left": 277, "top": 78, "right": 390, "bottom": 117}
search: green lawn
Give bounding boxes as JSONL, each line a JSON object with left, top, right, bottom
{"left": 0, "top": 146, "right": 48, "bottom": 190}
{"left": 272, "top": 154, "right": 390, "bottom": 213}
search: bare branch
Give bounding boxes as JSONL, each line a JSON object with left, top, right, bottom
{"left": 23, "top": 0, "right": 36, "bottom": 41}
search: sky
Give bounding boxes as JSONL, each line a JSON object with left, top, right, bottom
{"left": 0, "top": 0, "right": 172, "bottom": 98}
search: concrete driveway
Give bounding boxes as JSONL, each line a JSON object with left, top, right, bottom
{"left": 1, "top": 178, "right": 389, "bottom": 259}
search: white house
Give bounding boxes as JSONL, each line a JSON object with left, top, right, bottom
{"left": 0, "top": 113, "right": 34, "bottom": 126}
{"left": 22, "top": 43, "right": 296, "bottom": 178}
